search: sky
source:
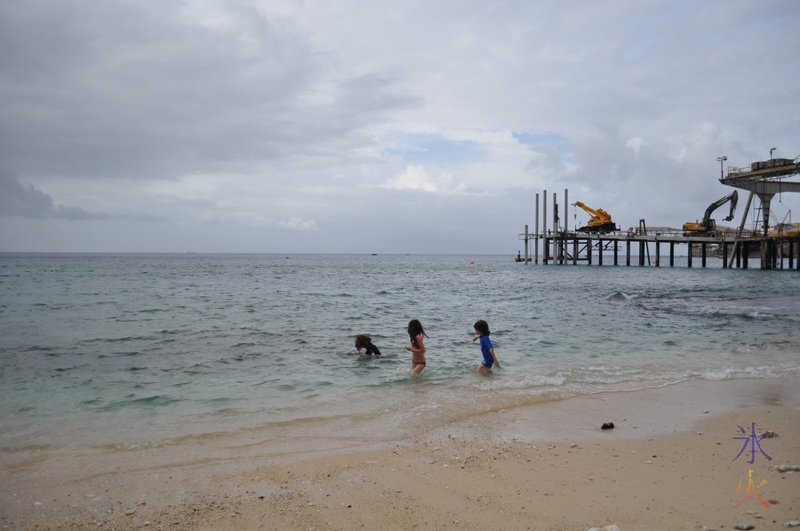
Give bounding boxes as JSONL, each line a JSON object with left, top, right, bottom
{"left": 1, "top": 0, "right": 799, "bottom": 254}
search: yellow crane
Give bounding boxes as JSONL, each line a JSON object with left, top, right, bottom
{"left": 573, "top": 201, "right": 619, "bottom": 233}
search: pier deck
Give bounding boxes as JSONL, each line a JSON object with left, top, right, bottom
{"left": 519, "top": 229, "right": 800, "bottom": 270}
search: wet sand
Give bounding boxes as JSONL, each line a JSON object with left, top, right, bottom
{"left": 2, "top": 378, "right": 799, "bottom": 530}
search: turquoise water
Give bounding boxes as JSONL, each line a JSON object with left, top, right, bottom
{"left": 1, "top": 253, "right": 798, "bottom": 447}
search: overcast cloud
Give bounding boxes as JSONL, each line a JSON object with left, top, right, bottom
{"left": 1, "top": 0, "right": 798, "bottom": 253}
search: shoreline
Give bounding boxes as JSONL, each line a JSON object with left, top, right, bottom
{"left": 3, "top": 377, "right": 799, "bottom": 530}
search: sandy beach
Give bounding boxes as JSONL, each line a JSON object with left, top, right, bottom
{"left": 3, "top": 377, "right": 799, "bottom": 531}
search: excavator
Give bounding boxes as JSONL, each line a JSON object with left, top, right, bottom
{"left": 573, "top": 201, "right": 619, "bottom": 233}
{"left": 682, "top": 190, "right": 738, "bottom": 236}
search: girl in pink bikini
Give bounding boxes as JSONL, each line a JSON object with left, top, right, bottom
{"left": 404, "top": 319, "right": 428, "bottom": 375}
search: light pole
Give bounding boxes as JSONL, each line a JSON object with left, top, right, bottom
{"left": 717, "top": 155, "right": 727, "bottom": 179}
{"left": 770, "top": 147, "right": 776, "bottom": 161}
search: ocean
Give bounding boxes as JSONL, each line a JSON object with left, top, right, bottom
{"left": 1, "top": 253, "right": 798, "bottom": 450}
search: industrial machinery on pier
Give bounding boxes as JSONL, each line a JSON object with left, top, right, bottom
{"left": 573, "top": 201, "right": 619, "bottom": 233}
{"left": 682, "top": 190, "right": 738, "bottom": 236}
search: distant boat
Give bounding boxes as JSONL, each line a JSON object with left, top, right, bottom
{"left": 744, "top": 242, "right": 761, "bottom": 258}
{"left": 714, "top": 241, "right": 761, "bottom": 259}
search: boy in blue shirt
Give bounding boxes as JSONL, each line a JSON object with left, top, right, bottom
{"left": 473, "top": 320, "right": 500, "bottom": 374}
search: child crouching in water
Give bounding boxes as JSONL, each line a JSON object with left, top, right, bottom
{"left": 355, "top": 334, "right": 381, "bottom": 356}
{"left": 473, "top": 320, "right": 499, "bottom": 374}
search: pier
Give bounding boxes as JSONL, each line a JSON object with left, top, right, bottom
{"left": 519, "top": 155, "right": 800, "bottom": 270}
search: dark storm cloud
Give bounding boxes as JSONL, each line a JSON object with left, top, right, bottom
{"left": 0, "top": 169, "right": 165, "bottom": 221}
{"left": 0, "top": 169, "right": 108, "bottom": 219}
